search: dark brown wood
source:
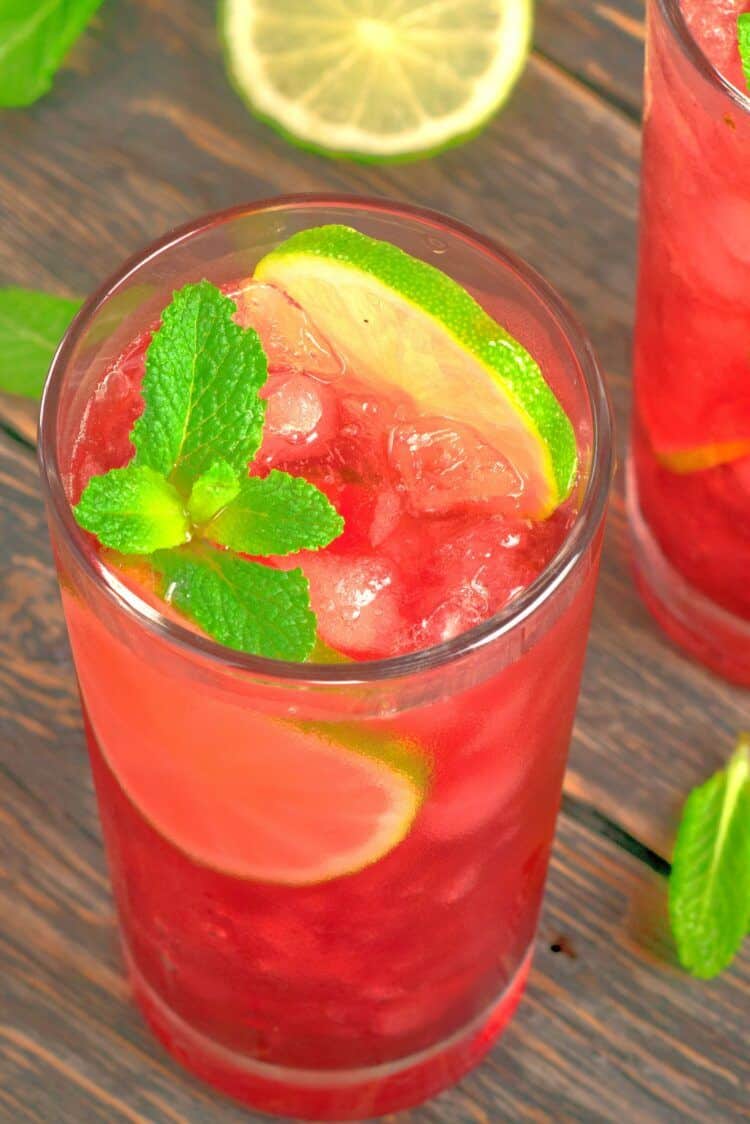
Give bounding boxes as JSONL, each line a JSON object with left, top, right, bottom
{"left": 0, "top": 3, "right": 748, "bottom": 1121}
{"left": 0, "top": 411, "right": 748, "bottom": 1123}
{"left": 0, "top": 0, "right": 745, "bottom": 858}
{"left": 1, "top": 409, "right": 748, "bottom": 1123}
{"left": 536, "top": 0, "right": 645, "bottom": 116}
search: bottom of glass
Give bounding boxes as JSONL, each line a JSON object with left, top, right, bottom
{"left": 124, "top": 943, "right": 533, "bottom": 1121}
{"left": 626, "top": 456, "right": 750, "bottom": 687}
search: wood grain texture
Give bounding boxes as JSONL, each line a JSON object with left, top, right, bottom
{"left": 536, "top": 0, "right": 645, "bottom": 116}
{"left": 1, "top": 416, "right": 748, "bottom": 1123}
{"left": 0, "top": 0, "right": 746, "bottom": 858}
{"left": 0, "top": 3, "right": 748, "bottom": 1120}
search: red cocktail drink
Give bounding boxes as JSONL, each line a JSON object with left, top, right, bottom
{"left": 630, "top": 0, "right": 750, "bottom": 683}
{"left": 39, "top": 199, "right": 611, "bottom": 1119}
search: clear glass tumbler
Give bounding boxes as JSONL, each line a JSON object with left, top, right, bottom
{"left": 39, "top": 197, "right": 612, "bottom": 1120}
{"left": 629, "top": 0, "right": 750, "bottom": 684}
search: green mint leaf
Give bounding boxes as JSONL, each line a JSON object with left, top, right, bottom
{"left": 188, "top": 460, "right": 241, "bottom": 525}
{"left": 132, "top": 281, "right": 267, "bottom": 491}
{"left": 0, "top": 287, "right": 81, "bottom": 398}
{"left": 0, "top": 0, "right": 104, "bottom": 108}
{"left": 153, "top": 547, "right": 316, "bottom": 661}
{"left": 669, "top": 733, "right": 750, "bottom": 980}
{"left": 208, "top": 469, "right": 344, "bottom": 556}
{"left": 739, "top": 14, "right": 750, "bottom": 92}
{"left": 74, "top": 465, "right": 189, "bottom": 554}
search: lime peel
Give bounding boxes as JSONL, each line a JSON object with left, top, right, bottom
{"left": 220, "top": 0, "right": 533, "bottom": 162}
{"left": 256, "top": 224, "right": 578, "bottom": 516}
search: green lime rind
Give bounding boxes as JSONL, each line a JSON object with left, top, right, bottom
{"left": 258, "top": 225, "right": 577, "bottom": 506}
{"left": 309, "top": 636, "right": 350, "bottom": 664}
{"left": 218, "top": 0, "right": 533, "bottom": 165}
{"left": 296, "top": 720, "right": 430, "bottom": 797}
{"left": 739, "top": 14, "right": 750, "bottom": 94}
{"left": 220, "top": 69, "right": 522, "bottom": 167}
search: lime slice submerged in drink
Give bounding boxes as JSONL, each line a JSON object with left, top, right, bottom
{"left": 221, "top": 0, "right": 533, "bottom": 161}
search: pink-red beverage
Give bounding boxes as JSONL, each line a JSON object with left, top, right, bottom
{"left": 630, "top": 0, "right": 750, "bottom": 684}
{"left": 39, "top": 200, "right": 612, "bottom": 1119}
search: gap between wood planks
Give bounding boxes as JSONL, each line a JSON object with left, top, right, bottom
{"left": 0, "top": 415, "right": 673, "bottom": 887}
{"left": 533, "top": 46, "right": 642, "bottom": 126}
{"left": 0, "top": 19, "right": 659, "bottom": 890}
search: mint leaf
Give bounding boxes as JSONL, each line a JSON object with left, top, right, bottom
{"left": 0, "top": 0, "right": 103, "bottom": 108}
{"left": 132, "top": 281, "right": 267, "bottom": 491}
{"left": 0, "top": 287, "right": 80, "bottom": 397}
{"left": 153, "top": 547, "right": 316, "bottom": 661}
{"left": 188, "top": 460, "right": 241, "bottom": 525}
{"left": 669, "top": 734, "right": 750, "bottom": 979}
{"left": 739, "top": 14, "right": 750, "bottom": 92}
{"left": 69, "top": 281, "right": 344, "bottom": 662}
{"left": 74, "top": 465, "right": 189, "bottom": 554}
{"left": 209, "top": 469, "right": 344, "bottom": 556}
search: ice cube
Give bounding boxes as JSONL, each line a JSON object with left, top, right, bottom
{"left": 301, "top": 554, "right": 405, "bottom": 659}
{"left": 369, "top": 489, "right": 403, "bottom": 547}
{"left": 328, "top": 484, "right": 404, "bottom": 554}
{"left": 327, "top": 392, "right": 403, "bottom": 482}
{"left": 411, "top": 588, "right": 489, "bottom": 649}
{"left": 421, "top": 746, "right": 528, "bottom": 841}
{"left": 388, "top": 417, "right": 524, "bottom": 515}
{"left": 258, "top": 373, "right": 338, "bottom": 466}
{"left": 407, "top": 514, "right": 565, "bottom": 653}
{"left": 681, "top": 0, "right": 747, "bottom": 82}
{"left": 233, "top": 280, "right": 344, "bottom": 380}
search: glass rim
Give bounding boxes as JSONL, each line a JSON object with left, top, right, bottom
{"left": 38, "top": 193, "right": 613, "bottom": 686}
{"left": 658, "top": 0, "right": 750, "bottom": 115}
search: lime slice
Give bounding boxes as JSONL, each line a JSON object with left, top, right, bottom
{"left": 105, "top": 713, "right": 424, "bottom": 885}
{"left": 220, "top": 0, "right": 532, "bottom": 161}
{"left": 255, "top": 225, "right": 577, "bottom": 516}
{"left": 656, "top": 441, "right": 750, "bottom": 474}
{"left": 66, "top": 587, "right": 424, "bottom": 885}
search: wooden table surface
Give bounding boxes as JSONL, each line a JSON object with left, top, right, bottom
{"left": 0, "top": 2, "right": 748, "bottom": 1121}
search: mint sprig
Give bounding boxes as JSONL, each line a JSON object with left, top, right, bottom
{"left": 739, "top": 14, "right": 750, "bottom": 93}
{"left": 0, "top": 1, "right": 104, "bottom": 108}
{"left": 73, "top": 281, "right": 343, "bottom": 661}
{"left": 669, "top": 733, "right": 750, "bottom": 980}
{"left": 0, "top": 287, "right": 81, "bottom": 398}
{"left": 187, "top": 460, "right": 241, "bottom": 525}
{"left": 75, "top": 465, "right": 189, "bottom": 553}
{"left": 209, "top": 470, "right": 343, "bottom": 556}
{"left": 153, "top": 548, "right": 315, "bottom": 663}
{"left": 132, "top": 281, "right": 268, "bottom": 491}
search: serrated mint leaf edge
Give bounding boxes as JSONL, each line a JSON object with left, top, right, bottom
{"left": 0, "top": 0, "right": 105, "bottom": 108}
{"left": 739, "top": 14, "right": 750, "bottom": 93}
{"left": 151, "top": 547, "right": 317, "bottom": 661}
{"left": 209, "top": 469, "right": 345, "bottom": 557}
{"left": 131, "top": 280, "right": 268, "bottom": 488}
{"left": 0, "top": 287, "right": 81, "bottom": 398}
{"left": 668, "top": 734, "right": 750, "bottom": 979}
{"left": 73, "top": 465, "right": 190, "bottom": 554}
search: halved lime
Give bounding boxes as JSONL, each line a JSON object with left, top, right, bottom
{"left": 220, "top": 0, "right": 532, "bottom": 161}
{"left": 255, "top": 224, "right": 577, "bottom": 516}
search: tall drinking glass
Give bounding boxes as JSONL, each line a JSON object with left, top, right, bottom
{"left": 629, "top": 0, "right": 750, "bottom": 684}
{"left": 39, "top": 198, "right": 612, "bottom": 1120}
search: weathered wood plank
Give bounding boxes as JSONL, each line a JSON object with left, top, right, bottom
{"left": 1, "top": 13, "right": 748, "bottom": 1121}
{"left": 0, "top": 0, "right": 745, "bottom": 858}
{"left": 536, "top": 0, "right": 645, "bottom": 116}
{"left": 1, "top": 416, "right": 748, "bottom": 1121}
{"left": 2, "top": 645, "right": 747, "bottom": 1123}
